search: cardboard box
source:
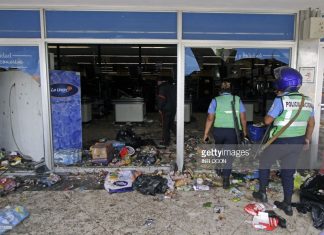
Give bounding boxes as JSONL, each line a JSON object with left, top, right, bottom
{"left": 90, "top": 142, "right": 113, "bottom": 160}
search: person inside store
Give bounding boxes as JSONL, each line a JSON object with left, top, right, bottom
{"left": 203, "top": 81, "right": 248, "bottom": 189}
{"left": 252, "top": 66, "right": 315, "bottom": 216}
{"left": 156, "top": 76, "right": 177, "bottom": 146}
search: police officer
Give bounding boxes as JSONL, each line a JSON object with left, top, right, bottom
{"left": 157, "top": 76, "right": 176, "bottom": 146}
{"left": 203, "top": 81, "right": 248, "bottom": 189}
{"left": 253, "top": 66, "right": 315, "bottom": 216}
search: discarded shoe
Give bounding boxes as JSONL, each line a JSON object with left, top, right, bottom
{"left": 222, "top": 177, "right": 230, "bottom": 189}
{"left": 274, "top": 201, "right": 293, "bottom": 216}
{"left": 252, "top": 191, "right": 268, "bottom": 203}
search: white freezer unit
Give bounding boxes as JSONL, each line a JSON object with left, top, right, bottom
{"left": 0, "top": 71, "right": 44, "bottom": 161}
{"left": 113, "top": 98, "right": 146, "bottom": 122}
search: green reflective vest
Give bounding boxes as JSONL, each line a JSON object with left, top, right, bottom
{"left": 270, "top": 92, "right": 313, "bottom": 138}
{"left": 214, "top": 94, "right": 242, "bottom": 129}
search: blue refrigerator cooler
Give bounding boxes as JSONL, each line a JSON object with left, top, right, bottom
{"left": 50, "top": 70, "right": 82, "bottom": 165}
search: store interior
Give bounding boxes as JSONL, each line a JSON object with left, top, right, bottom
{"left": 47, "top": 44, "right": 289, "bottom": 167}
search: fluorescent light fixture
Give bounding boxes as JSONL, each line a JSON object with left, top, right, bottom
{"left": 62, "top": 55, "right": 176, "bottom": 58}
{"left": 130, "top": 46, "right": 169, "bottom": 49}
{"left": 203, "top": 56, "right": 222, "bottom": 58}
{"left": 48, "top": 46, "right": 92, "bottom": 49}
{"left": 97, "top": 62, "right": 176, "bottom": 65}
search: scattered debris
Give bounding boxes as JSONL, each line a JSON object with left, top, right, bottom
{"left": 0, "top": 150, "right": 36, "bottom": 172}
{"left": 38, "top": 173, "right": 61, "bottom": 187}
{"left": 90, "top": 142, "right": 114, "bottom": 165}
{"left": 54, "top": 149, "right": 82, "bottom": 165}
{"left": 143, "top": 218, "right": 155, "bottom": 227}
{"left": 252, "top": 211, "right": 278, "bottom": 231}
{"left": 244, "top": 203, "right": 266, "bottom": 216}
{"left": 116, "top": 126, "right": 142, "bottom": 149}
{"left": 193, "top": 185, "right": 210, "bottom": 191}
{"left": 293, "top": 172, "right": 309, "bottom": 191}
{"left": 244, "top": 202, "right": 286, "bottom": 231}
{"left": 104, "top": 170, "right": 140, "bottom": 194}
{"left": 203, "top": 202, "right": 212, "bottom": 208}
{"left": 229, "top": 187, "right": 244, "bottom": 198}
{"left": 0, "top": 205, "right": 29, "bottom": 234}
{"left": 133, "top": 174, "right": 168, "bottom": 196}
{"left": 293, "top": 173, "right": 324, "bottom": 230}
{"left": 265, "top": 210, "right": 287, "bottom": 228}
{"left": 213, "top": 205, "right": 225, "bottom": 213}
{"left": 0, "top": 177, "right": 17, "bottom": 196}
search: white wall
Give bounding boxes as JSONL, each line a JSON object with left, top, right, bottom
{"left": 0, "top": 70, "right": 44, "bottom": 161}
{"left": 297, "top": 40, "right": 324, "bottom": 166}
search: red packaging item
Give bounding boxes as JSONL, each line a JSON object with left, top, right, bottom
{"left": 244, "top": 203, "right": 266, "bottom": 216}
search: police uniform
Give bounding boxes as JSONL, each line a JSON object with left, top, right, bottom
{"left": 208, "top": 92, "right": 246, "bottom": 178}
{"left": 255, "top": 91, "right": 314, "bottom": 214}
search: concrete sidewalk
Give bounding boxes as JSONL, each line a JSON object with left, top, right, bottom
{"left": 1, "top": 188, "right": 320, "bottom": 235}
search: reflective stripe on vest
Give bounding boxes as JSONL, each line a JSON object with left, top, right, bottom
{"left": 270, "top": 92, "right": 313, "bottom": 138}
{"left": 214, "top": 94, "right": 242, "bottom": 129}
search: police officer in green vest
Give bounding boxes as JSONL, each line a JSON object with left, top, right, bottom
{"left": 253, "top": 66, "right": 315, "bottom": 216}
{"left": 204, "top": 81, "right": 248, "bottom": 189}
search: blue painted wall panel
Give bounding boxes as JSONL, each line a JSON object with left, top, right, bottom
{"left": 0, "top": 10, "right": 40, "bottom": 38}
{"left": 46, "top": 11, "right": 177, "bottom": 39}
{"left": 183, "top": 13, "right": 295, "bottom": 40}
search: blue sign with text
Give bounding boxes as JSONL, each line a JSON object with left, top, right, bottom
{"left": 50, "top": 83, "right": 79, "bottom": 97}
{"left": 0, "top": 46, "right": 39, "bottom": 79}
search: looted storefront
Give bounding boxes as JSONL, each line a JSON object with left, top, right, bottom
{"left": 0, "top": 2, "right": 323, "bottom": 173}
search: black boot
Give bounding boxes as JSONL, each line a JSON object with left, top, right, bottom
{"left": 274, "top": 201, "right": 293, "bottom": 216}
{"left": 222, "top": 176, "right": 230, "bottom": 189}
{"left": 252, "top": 190, "right": 268, "bottom": 203}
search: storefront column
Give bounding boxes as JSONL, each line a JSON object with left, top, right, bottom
{"left": 297, "top": 9, "right": 324, "bottom": 168}
{"left": 40, "top": 9, "right": 54, "bottom": 170}
{"left": 176, "top": 11, "right": 185, "bottom": 171}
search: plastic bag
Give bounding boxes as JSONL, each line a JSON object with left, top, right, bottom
{"left": 0, "top": 205, "right": 29, "bottom": 234}
{"left": 104, "top": 170, "right": 140, "bottom": 194}
{"left": 311, "top": 204, "right": 324, "bottom": 230}
{"left": 297, "top": 174, "right": 324, "bottom": 230}
{"left": 300, "top": 174, "right": 324, "bottom": 203}
{"left": 133, "top": 175, "right": 168, "bottom": 196}
{"left": 116, "top": 127, "right": 142, "bottom": 148}
{"left": 54, "top": 149, "right": 82, "bottom": 165}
